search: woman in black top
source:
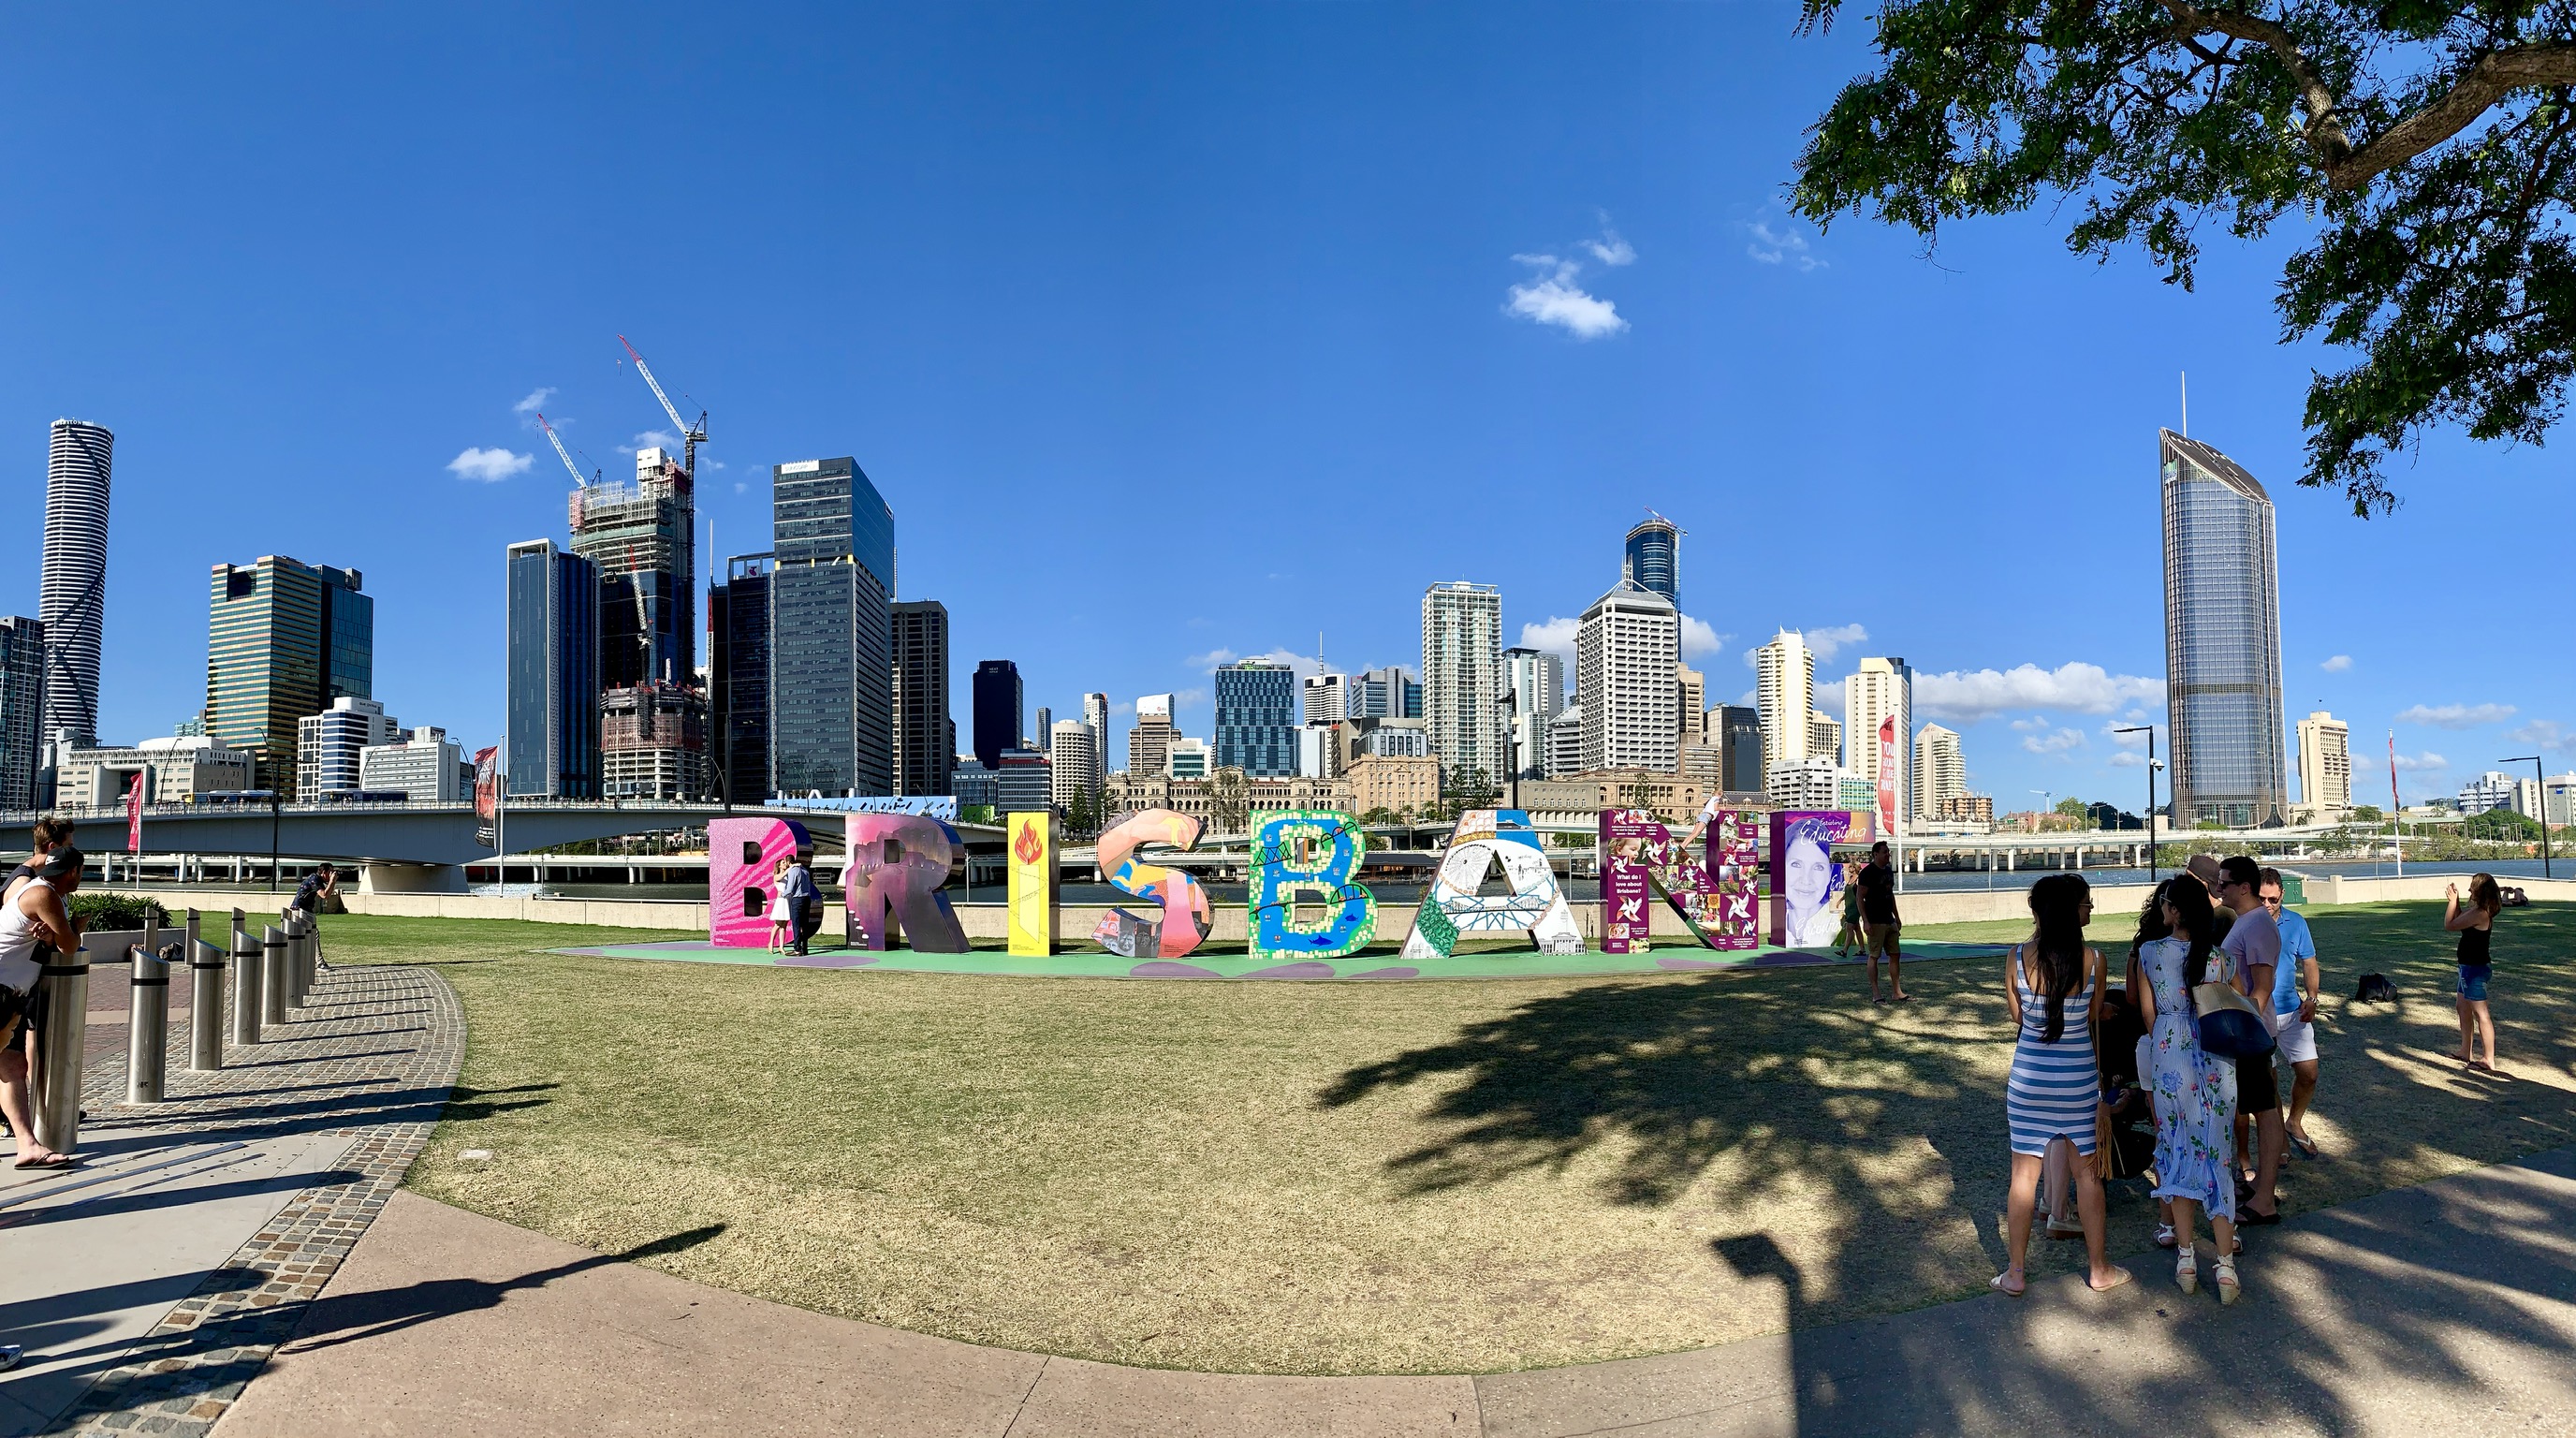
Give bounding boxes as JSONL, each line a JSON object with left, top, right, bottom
{"left": 2443, "top": 873, "right": 2501, "bottom": 1073}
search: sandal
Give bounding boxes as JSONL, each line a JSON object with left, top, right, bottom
{"left": 2290, "top": 1135, "right": 2320, "bottom": 1161}
{"left": 1989, "top": 1269, "right": 2026, "bottom": 1298}
{"left": 2154, "top": 1222, "right": 2177, "bottom": 1249}
{"left": 2174, "top": 1246, "right": 2198, "bottom": 1295}
{"left": 11, "top": 1152, "right": 77, "bottom": 1170}
{"left": 2087, "top": 1267, "right": 2136, "bottom": 1293}
{"left": 2213, "top": 1252, "right": 2241, "bottom": 1305}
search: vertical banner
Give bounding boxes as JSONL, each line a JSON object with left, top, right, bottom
{"left": 1771, "top": 810, "right": 1862, "bottom": 948}
{"left": 1094, "top": 809, "right": 1215, "bottom": 959}
{"left": 1708, "top": 807, "right": 1762, "bottom": 950}
{"left": 125, "top": 771, "right": 144, "bottom": 852}
{"left": 1247, "top": 810, "right": 1376, "bottom": 961}
{"left": 1006, "top": 811, "right": 1059, "bottom": 956}
{"left": 707, "top": 816, "right": 811, "bottom": 947}
{"left": 472, "top": 746, "right": 499, "bottom": 847}
{"left": 1878, "top": 714, "right": 1898, "bottom": 841}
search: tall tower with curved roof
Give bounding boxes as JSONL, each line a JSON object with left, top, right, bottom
{"left": 2160, "top": 429, "right": 2287, "bottom": 827}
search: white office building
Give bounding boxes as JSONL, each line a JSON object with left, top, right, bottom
{"left": 2296, "top": 711, "right": 2352, "bottom": 819}
{"left": 1297, "top": 725, "right": 1338, "bottom": 780}
{"left": 1502, "top": 647, "right": 1565, "bottom": 783}
{"left": 296, "top": 697, "right": 401, "bottom": 800}
{"left": 1421, "top": 581, "right": 1504, "bottom": 784}
{"left": 359, "top": 726, "right": 465, "bottom": 801}
{"left": 1050, "top": 720, "right": 1102, "bottom": 814}
{"left": 1302, "top": 673, "right": 1350, "bottom": 726}
{"left": 1545, "top": 703, "right": 1584, "bottom": 779}
{"left": 1845, "top": 656, "right": 1914, "bottom": 825}
{"left": 1756, "top": 630, "right": 1815, "bottom": 769}
{"left": 1166, "top": 736, "right": 1212, "bottom": 779}
{"left": 2458, "top": 771, "right": 2517, "bottom": 816}
{"left": 1914, "top": 723, "right": 1966, "bottom": 820}
{"left": 1575, "top": 578, "right": 1680, "bottom": 773}
{"left": 1765, "top": 755, "right": 1843, "bottom": 810}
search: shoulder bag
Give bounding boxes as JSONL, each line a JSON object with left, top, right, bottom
{"left": 2192, "top": 940, "right": 2276, "bottom": 1059}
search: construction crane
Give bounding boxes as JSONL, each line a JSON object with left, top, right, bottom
{"left": 534, "top": 412, "right": 596, "bottom": 487}
{"left": 541, "top": 411, "right": 651, "bottom": 680}
{"left": 618, "top": 334, "right": 708, "bottom": 480}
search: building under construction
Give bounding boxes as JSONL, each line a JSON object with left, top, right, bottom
{"left": 599, "top": 681, "right": 708, "bottom": 800}
{"left": 570, "top": 446, "right": 695, "bottom": 691}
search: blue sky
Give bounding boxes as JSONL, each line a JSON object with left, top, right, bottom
{"left": 3, "top": 4, "right": 2565, "bottom": 810}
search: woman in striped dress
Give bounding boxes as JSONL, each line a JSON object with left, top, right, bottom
{"left": 1994, "top": 874, "right": 2133, "bottom": 1297}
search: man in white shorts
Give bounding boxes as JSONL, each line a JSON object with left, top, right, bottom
{"left": 2260, "top": 869, "right": 2322, "bottom": 1158}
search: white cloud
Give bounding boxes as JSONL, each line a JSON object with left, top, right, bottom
{"left": 2109, "top": 752, "right": 2146, "bottom": 769}
{"left": 2391, "top": 751, "right": 2449, "bottom": 772}
{"left": 2394, "top": 702, "right": 2516, "bottom": 729}
{"left": 511, "top": 387, "right": 556, "bottom": 416}
{"left": 1914, "top": 663, "right": 2166, "bottom": 726}
{"left": 1679, "top": 616, "right": 1727, "bottom": 658}
{"left": 1815, "top": 676, "right": 1847, "bottom": 713}
{"left": 1185, "top": 648, "right": 1238, "bottom": 672}
{"left": 2104, "top": 725, "right": 2151, "bottom": 750}
{"left": 2507, "top": 719, "right": 2571, "bottom": 751}
{"left": 1505, "top": 262, "right": 1627, "bottom": 339}
{"left": 1806, "top": 624, "right": 1867, "bottom": 662}
{"left": 733, "top": 481, "right": 748, "bottom": 494}
{"left": 1581, "top": 226, "right": 1637, "bottom": 267}
{"left": 1248, "top": 648, "right": 1328, "bottom": 681}
{"left": 2022, "top": 727, "right": 2086, "bottom": 756}
{"left": 625, "top": 429, "right": 680, "bottom": 454}
{"left": 446, "top": 447, "right": 532, "bottom": 483}
{"left": 2320, "top": 654, "right": 2352, "bottom": 672}
{"left": 1745, "top": 213, "right": 1823, "bottom": 271}
{"left": 2009, "top": 715, "right": 2052, "bottom": 733}
{"left": 1519, "top": 617, "right": 1578, "bottom": 673}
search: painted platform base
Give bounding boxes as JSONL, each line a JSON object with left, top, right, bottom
{"left": 554, "top": 939, "right": 2012, "bottom": 982}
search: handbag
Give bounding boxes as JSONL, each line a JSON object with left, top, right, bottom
{"left": 2192, "top": 946, "right": 2276, "bottom": 1058}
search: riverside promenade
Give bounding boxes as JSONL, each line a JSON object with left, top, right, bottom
{"left": 3, "top": 955, "right": 2571, "bottom": 1437}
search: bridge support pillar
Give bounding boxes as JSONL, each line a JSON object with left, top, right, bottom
{"left": 360, "top": 860, "right": 470, "bottom": 895}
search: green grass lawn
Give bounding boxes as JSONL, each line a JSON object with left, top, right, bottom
{"left": 329, "top": 902, "right": 2576, "bottom": 1375}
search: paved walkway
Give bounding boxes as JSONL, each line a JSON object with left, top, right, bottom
{"left": 209, "top": 1149, "right": 2576, "bottom": 1437}
{"left": 0, "top": 955, "right": 461, "bottom": 1438}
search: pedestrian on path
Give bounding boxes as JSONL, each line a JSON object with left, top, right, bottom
{"left": 2136, "top": 873, "right": 2242, "bottom": 1303}
{"left": 1994, "top": 873, "right": 2132, "bottom": 1297}
{"left": 1858, "top": 840, "right": 1907, "bottom": 1004}
{"left": 2261, "top": 869, "right": 2324, "bottom": 1156}
{"left": 2216, "top": 856, "right": 2286, "bottom": 1225}
{"left": 1, "top": 847, "right": 86, "bottom": 1170}
{"left": 2446, "top": 873, "right": 2503, "bottom": 1074}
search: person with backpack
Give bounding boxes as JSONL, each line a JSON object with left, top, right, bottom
{"left": 2135, "top": 873, "right": 2242, "bottom": 1302}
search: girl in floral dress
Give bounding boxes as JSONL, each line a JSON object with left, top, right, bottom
{"left": 2136, "top": 873, "right": 2242, "bottom": 1302}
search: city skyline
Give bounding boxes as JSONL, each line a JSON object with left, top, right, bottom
{"left": 2, "top": 7, "right": 2566, "bottom": 812}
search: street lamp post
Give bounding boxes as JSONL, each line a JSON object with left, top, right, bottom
{"left": 2498, "top": 754, "right": 2553, "bottom": 879}
{"left": 1501, "top": 688, "right": 1520, "bottom": 814}
{"left": 2114, "top": 726, "right": 2158, "bottom": 883}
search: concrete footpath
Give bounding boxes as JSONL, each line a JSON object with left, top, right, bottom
{"left": 210, "top": 1148, "right": 2576, "bottom": 1438}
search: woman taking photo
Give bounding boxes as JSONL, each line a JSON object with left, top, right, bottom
{"left": 1994, "top": 873, "right": 2131, "bottom": 1297}
{"left": 2445, "top": 873, "right": 2503, "bottom": 1073}
{"left": 2135, "top": 874, "right": 2242, "bottom": 1302}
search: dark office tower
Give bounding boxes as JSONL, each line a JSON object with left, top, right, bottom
{"left": 571, "top": 447, "right": 695, "bottom": 690}
{"left": 40, "top": 419, "right": 112, "bottom": 746}
{"left": 206, "top": 556, "right": 373, "bottom": 790}
{"left": 891, "top": 600, "right": 952, "bottom": 797}
{"left": 1214, "top": 658, "right": 1297, "bottom": 776}
{"left": 2160, "top": 430, "right": 2288, "bottom": 827}
{"left": 972, "top": 660, "right": 1022, "bottom": 770}
{"left": 1623, "top": 512, "right": 1680, "bottom": 608}
{"left": 770, "top": 456, "right": 894, "bottom": 798}
{"left": 708, "top": 553, "right": 773, "bottom": 805}
{"left": 1716, "top": 703, "right": 1763, "bottom": 793}
{"left": 0, "top": 617, "right": 42, "bottom": 808}
{"left": 505, "top": 539, "right": 600, "bottom": 799}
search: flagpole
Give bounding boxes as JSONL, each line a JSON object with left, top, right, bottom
{"left": 2389, "top": 730, "right": 2403, "bottom": 878}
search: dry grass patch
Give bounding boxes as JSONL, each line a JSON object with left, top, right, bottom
{"left": 328, "top": 904, "right": 2576, "bottom": 1374}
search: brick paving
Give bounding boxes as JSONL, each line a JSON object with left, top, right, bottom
{"left": 34, "top": 951, "right": 461, "bottom": 1438}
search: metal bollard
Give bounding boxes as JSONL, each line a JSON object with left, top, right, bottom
{"left": 231, "top": 912, "right": 263, "bottom": 1046}
{"left": 298, "top": 911, "right": 319, "bottom": 998}
{"left": 33, "top": 943, "right": 90, "bottom": 1155}
{"left": 285, "top": 909, "right": 312, "bottom": 1007}
{"left": 189, "top": 909, "right": 226, "bottom": 1072}
{"left": 127, "top": 913, "right": 168, "bottom": 1105}
{"left": 262, "top": 925, "right": 289, "bottom": 1025}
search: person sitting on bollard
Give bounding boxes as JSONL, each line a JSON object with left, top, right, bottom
{"left": 1, "top": 847, "right": 86, "bottom": 1169}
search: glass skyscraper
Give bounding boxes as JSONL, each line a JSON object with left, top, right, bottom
{"left": 505, "top": 539, "right": 600, "bottom": 799}
{"left": 1214, "top": 658, "right": 1297, "bottom": 776}
{"left": 1623, "top": 513, "right": 1680, "bottom": 607}
{"left": 769, "top": 457, "right": 894, "bottom": 798}
{"left": 972, "top": 660, "right": 1022, "bottom": 770}
{"left": 2161, "top": 430, "right": 2287, "bottom": 827}
{"left": 206, "top": 555, "right": 373, "bottom": 791}
{"left": 709, "top": 553, "right": 771, "bottom": 804}
{"left": 0, "top": 616, "right": 42, "bottom": 808}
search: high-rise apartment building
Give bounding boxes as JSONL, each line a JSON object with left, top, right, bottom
{"left": 1712, "top": 704, "right": 1763, "bottom": 794}
{"left": 1302, "top": 673, "right": 1350, "bottom": 726}
{"left": 1083, "top": 692, "right": 1109, "bottom": 765}
{"left": 1128, "top": 693, "right": 1175, "bottom": 778}
{"left": 1545, "top": 704, "right": 1584, "bottom": 778}
{"left": 601, "top": 682, "right": 708, "bottom": 800}
{"left": 708, "top": 554, "right": 772, "bottom": 803}
{"left": 40, "top": 419, "right": 112, "bottom": 749}
{"left": 1623, "top": 512, "right": 1680, "bottom": 607}
{"left": 570, "top": 447, "right": 695, "bottom": 690}
{"left": 1214, "top": 658, "right": 1296, "bottom": 776}
{"left": 1676, "top": 663, "right": 1705, "bottom": 738}
{"left": 296, "top": 696, "right": 401, "bottom": 800}
{"left": 1845, "top": 656, "right": 1915, "bottom": 824}
{"left": 891, "top": 600, "right": 952, "bottom": 797}
{"left": 207, "top": 556, "right": 373, "bottom": 790}
{"left": 1808, "top": 711, "right": 1843, "bottom": 767}
{"left": 770, "top": 456, "right": 894, "bottom": 798}
{"left": 1050, "top": 719, "right": 1103, "bottom": 816}
{"left": 1576, "top": 578, "right": 1680, "bottom": 773}
{"left": 2295, "top": 711, "right": 2351, "bottom": 819}
{"left": 1352, "top": 665, "right": 1422, "bottom": 720}
{"left": 1503, "top": 647, "right": 1564, "bottom": 782}
{"left": 1914, "top": 723, "right": 1966, "bottom": 819}
{"left": 972, "top": 660, "right": 1022, "bottom": 770}
{"left": 1755, "top": 630, "right": 1815, "bottom": 770}
{"left": 2161, "top": 430, "right": 2288, "bottom": 827}
{"left": 505, "top": 539, "right": 600, "bottom": 799}
{"left": 1422, "top": 581, "right": 1503, "bottom": 783}
{"left": 0, "top": 617, "right": 41, "bottom": 808}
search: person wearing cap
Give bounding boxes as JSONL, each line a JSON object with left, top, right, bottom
{"left": 1, "top": 846, "right": 86, "bottom": 1169}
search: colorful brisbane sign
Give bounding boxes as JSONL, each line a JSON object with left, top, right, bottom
{"left": 708, "top": 803, "right": 1873, "bottom": 956}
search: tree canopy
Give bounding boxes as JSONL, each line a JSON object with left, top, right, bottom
{"left": 1793, "top": 0, "right": 2576, "bottom": 512}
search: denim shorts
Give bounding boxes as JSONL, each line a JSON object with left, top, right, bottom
{"left": 2459, "top": 964, "right": 2492, "bottom": 1002}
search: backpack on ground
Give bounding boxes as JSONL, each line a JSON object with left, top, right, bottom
{"left": 2355, "top": 973, "right": 2397, "bottom": 1003}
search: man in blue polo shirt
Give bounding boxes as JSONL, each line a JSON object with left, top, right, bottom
{"left": 2260, "top": 868, "right": 2322, "bottom": 1159}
